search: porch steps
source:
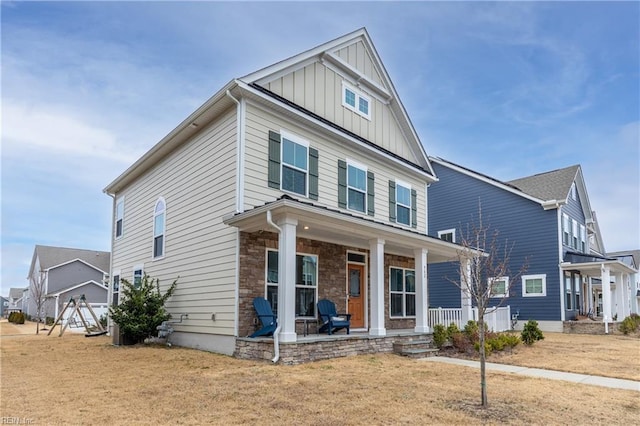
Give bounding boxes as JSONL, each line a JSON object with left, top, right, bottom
{"left": 393, "top": 340, "right": 439, "bottom": 359}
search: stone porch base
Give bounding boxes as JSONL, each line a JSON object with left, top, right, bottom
{"left": 563, "top": 320, "right": 620, "bottom": 335}
{"left": 235, "top": 330, "right": 433, "bottom": 365}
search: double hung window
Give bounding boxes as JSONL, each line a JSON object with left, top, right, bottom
{"left": 153, "top": 198, "right": 165, "bottom": 258}
{"left": 389, "top": 267, "right": 416, "bottom": 317}
{"left": 115, "top": 198, "right": 124, "bottom": 238}
{"left": 266, "top": 250, "right": 318, "bottom": 318}
{"left": 281, "top": 134, "right": 308, "bottom": 196}
{"left": 347, "top": 162, "right": 367, "bottom": 213}
{"left": 396, "top": 183, "right": 411, "bottom": 226}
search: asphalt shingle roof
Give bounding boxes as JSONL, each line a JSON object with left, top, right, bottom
{"left": 34, "top": 245, "right": 110, "bottom": 272}
{"left": 507, "top": 165, "right": 580, "bottom": 202}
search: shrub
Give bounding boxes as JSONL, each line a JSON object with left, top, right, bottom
{"left": 474, "top": 340, "right": 493, "bottom": 356}
{"left": 10, "top": 312, "right": 26, "bottom": 324}
{"left": 521, "top": 320, "right": 544, "bottom": 345}
{"left": 446, "top": 322, "right": 460, "bottom": 338}
{"left": 99, "top": 314, "right": 108, "bottom": 329}
{"left": 46, "top": 317, "right": 54, "bottom": 326}
{"left": 451, "top": 332, "right": 473, "bottom": 354}
{"left": 8, "top": 312, "right": 15, "bottom": 323}
{"left": 433, "top": 324, "right": 447, "bottom": 348}
{"left": 109, "top": 274, "right": 178, "bottom": 345}
{"left": 619, "top": 314, "right": 640, "bottom": 335}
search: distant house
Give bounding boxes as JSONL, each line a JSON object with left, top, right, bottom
{"left": 103, "top": 28, "right": 468, "bottom": 363}
{"left": 608, "top": 249, "right": 640, "bottom": 314}
{"left": 25, "top": 245, "right": 110, "bottom": 321}
{"left": 428, "top": 158, "right": 638, "bottom": 332}
{"left": 7, "top": 287, "right": 24, "bottom": 313}
{"left": 0, "top": 296, "right": 9, "bottom": 318}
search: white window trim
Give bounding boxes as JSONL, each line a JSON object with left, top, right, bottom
{"left": 570, "top": 183, "right": 577, "bottom": 200}
{"left": 152, "top": 197, "right": 166, "bottom": 260}
{"left": 389, "top": 266, "right": 416, "bottom": 318}
{"left": 437, "top": 228, "right": 456, "bottom": 243}
{"left": 111, "top": 270, "right": 121, "bottom": 306}
{"left": 562, "top": 213, "right": 570, "bottom": 246}
{"left": 346, "top": 159, "right": 368, "bottom": 213}
{"left": 115, "top": 197, "right": 125, "bottom": 239}
{"left": 395, "top": 179, "right": 412, "bottom": 227}
{"left": 522, "top": 274, "right": 547, "bottom": 297}
{"left": 571, "top": 219, "right": 579, "bottom": 249}
{"left": 280, "top": 130, "right": 309, "bottom": 198}
{"left": 489, "top": 276, "right": 509, "bottom": 298}
{"left": 579, "top": 224, "right": 586, "bottom": 252}
{"left": 265, "top": 248, "right": 318, "bottom": 319}
{"left": 342, "top": 81, "right": 372, "bottom": 120}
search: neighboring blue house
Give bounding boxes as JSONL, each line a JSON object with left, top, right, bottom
{"left": 0, "top": 296, "right": 8, "bottom": 318}
{"left": 427, "top": 158, "right": 638, "bottom": 332}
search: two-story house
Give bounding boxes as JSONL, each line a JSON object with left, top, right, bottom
{"left": 104, "top": 28, "right": 468, "bottom": 363}
{"left": 428, "top": 158, "right": 638, "bottom": 332}
{"left": 25, "top": 245, "right": 110, "bottom": 322}
{"left": 7, "top": 287, "right": 25, "bottom": 314}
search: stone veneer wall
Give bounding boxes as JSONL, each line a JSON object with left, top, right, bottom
{"left": 235, "top": 334, "right": 431, "bottom": 365}
{"left": 563, "top": 321, "right": 621, "bottom": 335}
{"left": 238, "top": 231, "right": 418, "bottom": 337}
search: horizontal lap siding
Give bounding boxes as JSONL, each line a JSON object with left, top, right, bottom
{"left": 263, "top": 60, "right": 414, "bottom": 164}
{"left": 112, "top": 108, "right": 238, "bottom": 335}
{"left": 428, "top": 164, "right": 561, "bottom": 321}
{"left": 47, "top": 262, "right": 104, "bottom": 294}
{"left": 244, "top": 105, "right": 427, "bottom": 233}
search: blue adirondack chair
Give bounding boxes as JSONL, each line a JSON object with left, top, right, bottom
{"left": 317, "top": 299, "right": 351, "bottom": 335}
{"left": 250, "top": 297, "right": 277, "bottom": 338}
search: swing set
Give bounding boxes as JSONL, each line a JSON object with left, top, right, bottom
{"left": 47, "top": 294, "right": 108, "bottom": 338}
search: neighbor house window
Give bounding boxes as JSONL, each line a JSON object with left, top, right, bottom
{"left": 115, "top": 198, "right": 124, "bottom": 238}
{"left": 396, "top": 182, "right": 411, "bottom": 226}
{"left": 574, "top": 275, "right": 581, "bottom": 312}
{"left": 112, "top": 273, "right": 120, "bottom": 306}
{"left": 570, "top": 183, "right": 577, "bottom": 200}
{"left": 438, "top": 229, "right": 455, "bottom": 243}
{"left": 579, "top": 225, "right": 586, "bottom": 253}
{"left": 266, "top": 250, "right": 318, "bottom": 318}
{"left": 347, "top": 162, "right": 367, "bottom": 213}
{"left": 490, "top": 277, "right": 508, "bottom": 298}
{"left": 153, "top": 198, "right": 166, "bottom": 258}
{"left": 342, "top": 82, "right": 371, "bottom": 120}
{"left": 562, "top": 213, "right": 570, "bottom": 246}
{"left": 572, "top": 219, "right": 579, "bottom": 250}
{"left": 564, "top": 273, "right": 573, "bottom": 310}
{"left": 522, "top": 274, "right": 546, "bottom": 297}
{"left": 390, "top": 267, "right": 416, "bottom": 317}
{"left": 281, "top": 132, "right": 309, "bottom": 197}
{"left": 133, "top": 266, "right": 144, "bottom": 289}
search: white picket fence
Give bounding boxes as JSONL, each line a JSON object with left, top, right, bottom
{"left": 428, "top": 306, "right": 511, "bottom": 332}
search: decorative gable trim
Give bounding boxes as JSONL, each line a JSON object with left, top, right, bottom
{"left": 321, "top": 52, "right": 391, "bottom": 102}
{"left": 44, "top": 258, "right": 108, "bottom": 275}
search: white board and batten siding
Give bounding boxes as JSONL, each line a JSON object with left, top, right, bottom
{"left": 112, "top": 108, "right": 239, "bottom": 336}
{"left": 243, "top": 104, "right": 428, "bottom": 234}
{"left": 262, "top": 42, "right": 416, "bottom": 164}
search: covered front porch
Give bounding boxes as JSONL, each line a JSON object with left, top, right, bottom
{"left": 561, "top": 252, "right": 638, "bottom": 326}
{"left": 225, "top": 196, "right": 469, "bottom": 362}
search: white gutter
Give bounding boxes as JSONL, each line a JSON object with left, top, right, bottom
{"left": 225, "top": 89, "right": 245, "bottom": 214}
{"left": 106, "top": 192, "right": 116, "bottom": 336}
{"left": 266, "top": 210, "right": 282, "bottom": 363}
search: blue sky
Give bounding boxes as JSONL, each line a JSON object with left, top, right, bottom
{"left": 2, "top": 1, "right": 638, "bottom": 296}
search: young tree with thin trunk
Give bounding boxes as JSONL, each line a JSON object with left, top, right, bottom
{"left": 448, "top": 207, "right": 527, "bottom": 408}
{"left": 30, "top": 271, "right": 47, "bottom": 334}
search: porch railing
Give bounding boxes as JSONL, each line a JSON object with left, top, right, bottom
{"left": 428, "top": 306, "right": 511, "bottom": 332}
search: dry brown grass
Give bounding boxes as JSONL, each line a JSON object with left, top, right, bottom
{"left": 1, "top": 321, "right": 638, "bottom": 425}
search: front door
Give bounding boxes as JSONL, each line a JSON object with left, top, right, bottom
{"left": 347, "top": 263, "right": 365, "bottom": 328}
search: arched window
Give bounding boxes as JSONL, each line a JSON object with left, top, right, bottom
{"left": 153, "top": 198, "right": 166, "bottom": 258}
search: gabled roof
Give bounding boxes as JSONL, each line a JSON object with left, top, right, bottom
{"left": 241, "top": 28, "right": 434, "bottom": 176}
{"left": 507, "top": 165, "right": 580, "bottom": 203}
{"left": 46, "top": 280, "right": 107, "bottom": 298}
{"left": 608, "top": 249, "right": 640, "bottom": 269}
{"left": 29, "top": 245, "right": 110, "bottom": 276}
{"left": 9, "top": 287, "right": 25, "bottom": 299}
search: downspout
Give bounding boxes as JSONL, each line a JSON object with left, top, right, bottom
{"left": 266, "top": 210, "right": 282, "bottom": 363}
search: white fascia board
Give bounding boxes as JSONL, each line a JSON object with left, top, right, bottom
{"left": 238, "top": 81, "right": 437, "bottom": 183}
{"left": 574, "top": 167, "right": 594, "bottom": 223}
{"left": 429, "top": 157, "right": 546, "bottom": 206}
{"left": 47, "top": 280, "right": 106, "bottom": 297}
{"left": 45, "top": 258, "right": 108, "bottom": 275}
{"left": 321, "top": 52, "right": 391, "bottom": 101}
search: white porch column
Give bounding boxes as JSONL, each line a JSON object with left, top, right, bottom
{"left": 601, "top": 265, "right": 611, "bottom": 323}
{"left": 369, "top": 238, "right": 386, "bottom": 336}
{"left": 620, "top": 273, "right": 630, "bottom": 319}
{"left": 277, "top": 215, "right": 297, "bottom": 343}
{"left": 460, "top": 259, "right": 473, "bottom": 324}
{"left": 632, "top": 273, "right": 639, "bottom": 315}
{"left": 414, "top": 248, "right": 429, "bottom": 333}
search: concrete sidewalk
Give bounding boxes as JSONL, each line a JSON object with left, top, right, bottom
{"left": 421, "top": 356, "right": 640, "bottom": 392}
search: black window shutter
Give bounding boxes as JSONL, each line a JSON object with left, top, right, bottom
{"left": 338, "top": 160, "right": 347, "bottom": 208}
{"left": 411, "top": 189, "right": 417, "bottom": 228}
{"left": 268, "top": 131, "right": 281, "bottom": 189}
{"left": 309, "top": 148, "right": 319, "bottom": 200}
{"left": 367, "top": 171, "right": 375, "bottom": 216}
{"left": 388, "top": 180, "right": 396, "bottom": 222}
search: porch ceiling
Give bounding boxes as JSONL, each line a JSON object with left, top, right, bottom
{"left": 224, "top": 196, "right": 468, "bottom": 263}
